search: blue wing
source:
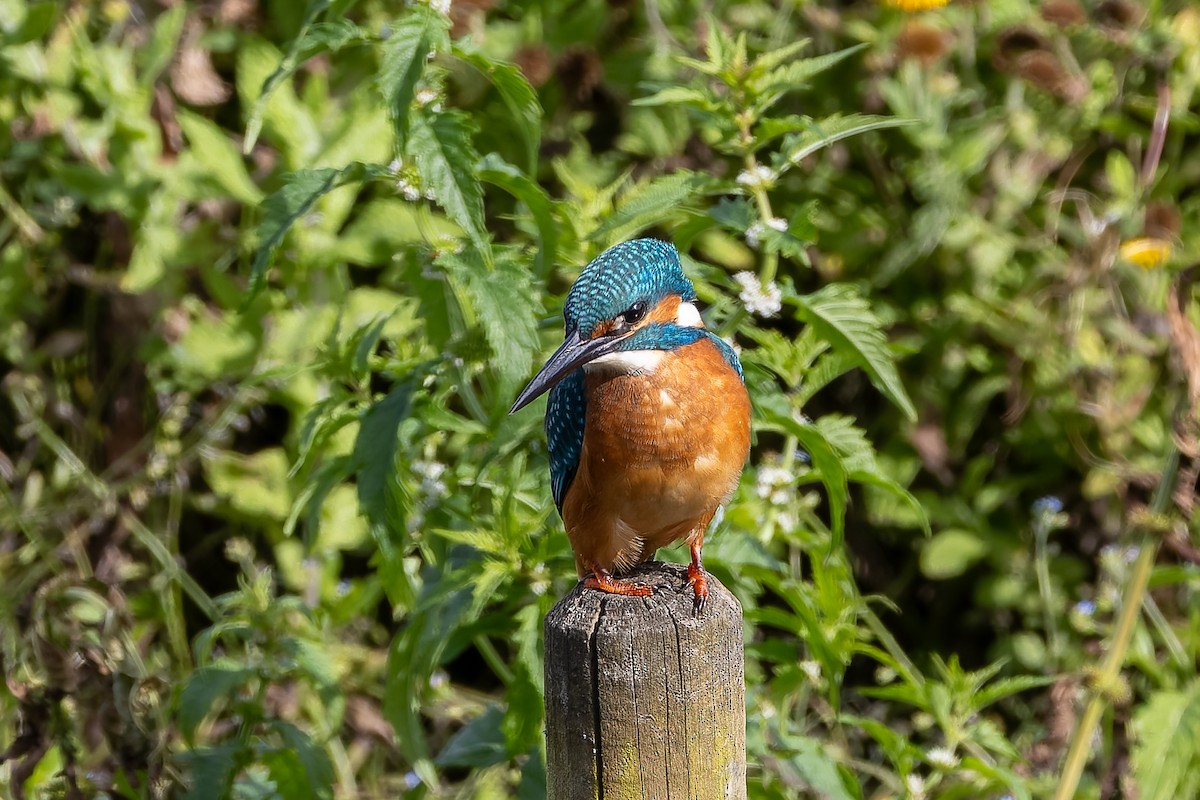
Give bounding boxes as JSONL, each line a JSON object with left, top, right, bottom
{"left": 545, "top": 370, "right": 586, "bottom": 514}
{"left": 705, "top": 331, "right": 745, "bottom": 381}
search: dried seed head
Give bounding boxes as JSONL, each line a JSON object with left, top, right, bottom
{"left": 897, "top": 20, "right": 951, "bottom": 64}
{"left": 1040, "top": 0, "right": 1087, "bottom": 27}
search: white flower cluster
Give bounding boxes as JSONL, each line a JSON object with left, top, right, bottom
{"left": 735, "top": 163, "right": 775, "bottom": 190}
{"left": 745, "top": 216, "right": 787, "bottom": 248}
{"left": 733, "top": 271, "right": 782, "bottom": 317}
{"left": 415, "top": 87, "right": 443, "bottom": 112}
{"left": 390, "top": 157, "right": 437, "bottom": 203}
{"left": 755, "top": 463, "right": 792, "bottom": 505}
{"left": 926, "top": 746, "right": 959, "bottom": 769}
{"left": 413, "top": 459, "right": 448, "bottom": 501}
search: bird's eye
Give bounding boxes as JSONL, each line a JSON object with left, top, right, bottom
{"left": 623, "top": 301, "right": 648, "bottom": 326}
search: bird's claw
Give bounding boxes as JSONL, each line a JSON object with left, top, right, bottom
{"left": 584, "top": 572, "right": 653, "bottom": 597}
{"left": 686, "top": 561, "right": 709, "bottom": 617}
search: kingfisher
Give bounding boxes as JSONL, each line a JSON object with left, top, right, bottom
{"left": 510, "top": 239, "right": 751, "bottom": 613}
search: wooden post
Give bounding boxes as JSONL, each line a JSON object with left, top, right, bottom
{"left": 544, "top": 561, "right": 746, "bottom": 799}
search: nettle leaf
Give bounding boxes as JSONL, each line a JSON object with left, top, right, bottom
{"left": 788, "top": 283, "right": 917, "bottom": 422}
{"left": 813, "top": 416, "right": 926, "bottom": 535}
{"left": 773, "top": 114, "right": 914, "bottom": 172}
{"left": 589, "top": 171, "right": 708, "bottom": 241}
{"left": 455, "top": 48, "right": 542, "bottom": 172}
{"left": 178, "top": 661, "right": 254, "bottom": 744}
{"left": 709, "top": 196, "right": 757, "bottom": 233}
{"left": 437, "top": 247, "right": 537, "bottom": 401}
{"left": 1134, "top": 681, "right": 1200, "bottom": 800}
{"left": 408, "top": 111, "right": 489, "bottom": 256}
{"left": 750, "top": 43, "right": 867, "bottom": 97}
{"left": 477, "top": 153, "right": 558, "bottom": 276}
{"left": 138, "top": 3, "right": 186, "bottom": 85}
{"left": 756, "top": 397, "right": 848, "bottom": 547}
{"left": 436, "top": 704, "right": 508, "bottom": 767}
{"left": 244, "top": 0, "right": 332, "bottom": 151}
{"left": 180, "top": 741, "right": 243, "bottom": 800}
{"left": 273, "top": 720, "right": 336, "bottom": 799}
{"left": 248, "top": 162, "right": 388, "bottom": 299}
{"left": 177, "top": 110, "right": 263, "bottom": 205}
{"left": 632, "top": 85, "right": 721, "bottom": 112}
{"left": 378, "top": 5, "right": 451, "bottom": 151}
{"left": 352, "top": 380, "right": 416, "bottom": 547}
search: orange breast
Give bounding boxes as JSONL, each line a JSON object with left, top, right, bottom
{"left": 562, "top": 338, "right": 751, "bottom": 574}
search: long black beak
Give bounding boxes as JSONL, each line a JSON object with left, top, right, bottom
{"left": 509, "top": 329, "right": 628, "bottom": 414}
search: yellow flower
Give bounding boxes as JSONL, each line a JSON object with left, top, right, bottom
{"left": 881, "top": 0, "right": 951, "bottom": 11}
{"left": 1119, "top": 237, "right": 1172, "bottom": 269}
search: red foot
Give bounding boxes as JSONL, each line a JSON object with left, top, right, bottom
{"left": 584, "top": 570, "right": 653, "bottom": 597}
{"left": 687, "top": 559, "right": 709, "bottom": 616}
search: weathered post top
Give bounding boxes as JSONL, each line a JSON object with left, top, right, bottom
{"left": 544, "top": 561, "right": 747, "bottom": 800}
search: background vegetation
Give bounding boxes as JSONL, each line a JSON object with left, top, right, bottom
{"left": 2, "top": 0, "right": 1198, "bottom": 798}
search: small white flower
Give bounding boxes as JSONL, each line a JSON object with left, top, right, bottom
{"left": 745, "top": 221, "right": 766, "bottom": 248}
{"left": 396, "top": 177, "right": 421, "bottom": 202}
{"left": 904, "top": 773, "right": 927, "bottom": 800}
{"left": 388, "top": 158, "right": 403, "bottom": 173}
{"left": 735, "top": 163, "right": 775, "bottom": 190}
{"left": 413, "top": 460, "right": 448, "bottom": 501}
{"left": 415, "top": 88, "right": 440, "bottom": 107}
{"left": 429, "top": 0, "right": 451, "bottom": 15}
{"left": 775, "top": 510, "right": 797, "bottom": 532}
{"left": 766, "top": 216, "right": 788, "bottom": 232}
{"left": 732, "top": 271, "right": 782, "bottom": 317}
{"left": 403, "top": 771, "right": 423, "bottom": 789}
{"left": 927, "top": 746, "right": 959, "bottom": 769}
{"left": 800, "top": 660, "right": 822, "bottom": 684}
{"left": 755, "top": 464, "right": 791, "bottom": 499}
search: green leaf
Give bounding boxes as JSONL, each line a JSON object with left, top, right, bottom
{"left": 10, "top": 2, "right": 58, "bottom": 45}
{"left": 436, "top": 705, "right": 508, "bottom": 767}
{"left": 588, "top": 171, "right": 708, "bottom": 241}
{"left": 456, "top": 48, "right": 543, "bottom": 172}
{"left": 408, "top": 111, "right": 490, "bottom": 256}
{"left": 177, "top": 110, "right": 264, "bottom": 205}
{"left": 352, "top": 381, "right": 415, "bottom": 543}
{"left": 1134, "top": 681, "right": 1200, "bottom": 800}
{"left": 788, "top": 283, "right": 917, "bottom": 421}
{"left": 972, "top": 674, "right": 1055, "bottom": 711}
{"left": 776, "top": 733, "right": 856, "bottom": 800}
{"left": 477, "top": 153, "right": 559, "bottom": 276}
{"left": 273, "top": 720, "right": 335, "bottom": 799}
{"left": 244, "top": 0, "right": 333, "bottom": 151}
{"left": 178, "top": 662, "right": 253, "bottom": 743}
{"left": 438, "top": 247, "right": 537, "bottom": 400}
{"left": 632, "top": 86, "right": 720, "bottom": 111}
{"left": 748, "top": 38, "right": 812, "bottom": 74}
{"left": 709, "top": 196, "right": 757, "bottom": 232}
{"left": 248, "top": 162, "right": 386, "bottom": 299}
{"left": 751, "top": 43, "right": 867, "bottom": 96}
{"left": 920, "top": 529, "right": 989, "bottom": 579}
{"left": 180, "top": 742, "right": 243, "bottom": 800}
{"left": 377, "top": 5, "right": 451, "bottom": 151}
{"left": 773, "top": 114, "right": 914, "bottom": 171}
{"left": 756, "top": 396, "right": 848, "bottom": 548}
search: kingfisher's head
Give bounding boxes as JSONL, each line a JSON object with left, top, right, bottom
{"left": 509, "top": 239, "right": 706, "bottom": 413}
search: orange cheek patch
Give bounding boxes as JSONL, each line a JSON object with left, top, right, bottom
{"left": 641, "top": 296, "right": 682, "bottom": 327}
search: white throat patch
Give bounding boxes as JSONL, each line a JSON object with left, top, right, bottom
{"left": 584, "top": 349, "right": 665, "bottom": 375}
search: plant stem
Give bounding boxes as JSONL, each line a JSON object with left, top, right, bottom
{"left": 1052, "top": 446, "right": 1180, "bottom": 800}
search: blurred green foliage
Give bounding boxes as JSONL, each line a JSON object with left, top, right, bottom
{"left": 1, "top": 0, "right": 1199, "bottom": 798}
